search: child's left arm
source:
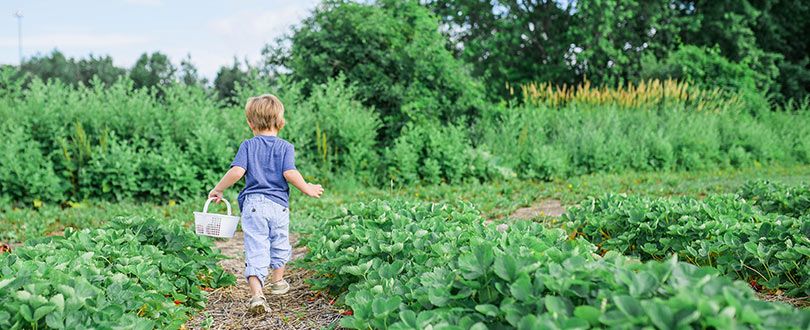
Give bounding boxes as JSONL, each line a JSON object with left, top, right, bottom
{"left": 208, "top": 166, "right": 246, "bottom": 203}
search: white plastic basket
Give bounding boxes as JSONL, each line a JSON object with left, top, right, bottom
{"left": 193, "top": 198, "right": 240, "bottom": 238}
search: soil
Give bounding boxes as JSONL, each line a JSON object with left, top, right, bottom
{"left": 186, "top": 232, "right": 342, "bottom": 330}
{"left": 757, "top": 292, "right": 809, "bottom": 309}
{"left": 509, "top": 199, "right": 566, "bottom": 219}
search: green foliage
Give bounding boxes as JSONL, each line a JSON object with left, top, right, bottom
{"left": 477, "top": 103, "right": 810, "bottom": 180}
{"left": 301, "top": 200, "right": 810, "bottom": 329}
{"left": 641, "top": 46, "right": 760, "bottom": 95}
{"left": 739, "top": 180, "right": 810, "bottom": 218}
{"left": 281, "top": 0, "right": 483, "bottom": 139}
{"left": 19, "top": 50, "right": 126, "bottom": 87}
{"left": 0, "top": 216, "right": 235, "bottom": 329}
{"left": 3, "top": 59, "right": 810, "bottom": 205}
{"left": 426, "top": 0, "right": 578, "bottom": 96}
{"left": 292, "top": 76, "right": 382, "bottom": 183}
{"left": 386, "top": 121, "right": 491, "bottom": 185}
{"left": 564, "top": 190, "right": 810, "bottom": 296}
{"left": 129, "top": 52, "right": 177, "bottom": 91}
{"left": 0, "top": 123, "right": 64, "bottom": 204}
{"left": 213, "top": 59, "right": 254, "bottom": 104}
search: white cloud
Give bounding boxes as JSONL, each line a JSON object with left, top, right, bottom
{"left": 208, "top": 2, "right": 316, "bottom": 45}
{"left": 0, "top": 33, "right": 150, "bottom": 48}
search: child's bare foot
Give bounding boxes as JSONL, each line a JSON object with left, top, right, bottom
{"left": 248, "top": 295, "right": 268, "bottom": 315}
{"left": 269, "top": 279, "right": 290, "bottom": 295}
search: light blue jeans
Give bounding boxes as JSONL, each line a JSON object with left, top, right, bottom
{"left": 241, "top": 194, "right": 292, "bottom": 286}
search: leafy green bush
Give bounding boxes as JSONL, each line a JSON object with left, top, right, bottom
{"left": 386, "top": 121, "right": 491, "bottom": 185}
{"left": 0, "top": 124, "right": 64, "bottom": 204}
{"left": 641, "top": 46, "right": 760, "bottom": 96}
{"left": 300, "top": 200, "right": 810, "bottom": 329}
{"left": 0, "top": 216, "right": 235, "bottom": 329}
{"left": 564, "top": 193, "right": 810, "bottom": 296}
{"left": 281, "top": 0, "right": 484, "bottom": 139}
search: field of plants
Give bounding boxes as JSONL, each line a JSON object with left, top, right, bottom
{"left": 3, "top": 0, "right": 810, "bottom": 329}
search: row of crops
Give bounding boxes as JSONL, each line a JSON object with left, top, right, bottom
{"left": 299, "top": 181, "right": 810, "bottom": 329}
{"left": 565, "top": 181, "right": 810, "bottom": 297}
{"left": 1, "top": 179, "right": 807, "bottom": 328}
{"left": 0, "top": 217, "right": 234, "bottom": 329}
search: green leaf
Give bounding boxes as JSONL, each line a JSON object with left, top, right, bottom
{"left": 470, "top": 322, "right": 488, "bottom": 330}
{"left": 372, "top": 296, "right": 401, "bottom": 316}
{"left": 544, "top": 296, "right": 569, "bottom": 317}
{"left": 574, "top": 305, "right": 601, "bottom": 325}
{"left": 493, "top": 253, "right": 518, "bottom": 281}
{"left": 613, "top": 295, "right": 643, "bottom": 318}
{"left": 33, "top": 305, "right": 55, "bottom": 321}
{"left": 0, "top": 278, "right": 14, "bottom": 291}
{"left": 19, "top": 305, "right": 33, "bottom": 322}
{"left": 475, "top": 304, "right": 499, "bottom": 317}
{"left": 399, "top": 310, "right": 417, "bottom": 327}
{"left": 510, "top": 274, "right": 533, "bottom": 301}
{"left": 643, "top": 301, "right": 673, "bottom": 330}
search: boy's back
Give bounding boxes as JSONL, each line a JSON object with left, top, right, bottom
{"left": 231, "top": 135, "right": 296, "bottom": 210}
{"left": 207, "top": 94, "right": 322, "bottom": 315}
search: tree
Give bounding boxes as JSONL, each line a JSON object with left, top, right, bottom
{"left": 76, "top": 55, "right": 127, "bottom": 86}
{"left": 178, "top": 54, "right": 206, "bottom": 87}
{"left": 19, "top": 50, "right": 125, "bottom": 86}
{"left": 213, "top": 58, "right": 252, "bottom": 103}
{"left": 277, "top": 0, "right": 484, "bottom": 140}
{"left": 427, "top": 0, "right": 577, "bottom": 96}
{"left": 129, "top": 52, "right": 176, "bottom": 90}
{"left": 750, "top": 0, "right": 810, "bottom": 101}
{"left": 20, "top": 50, "right": 79, "bottom": 84}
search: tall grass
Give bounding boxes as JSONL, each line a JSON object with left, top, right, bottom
{"left": 518, "top": 79, "right": 746, "bottom": 113}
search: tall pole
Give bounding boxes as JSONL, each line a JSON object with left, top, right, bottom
{"left": 14, "top": 11, "right": 23, "bottom": 64}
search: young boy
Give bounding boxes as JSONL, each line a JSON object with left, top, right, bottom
{"left": 208, "top": 94, "right": 324, "bottom": 315}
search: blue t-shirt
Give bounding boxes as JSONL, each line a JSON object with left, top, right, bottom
{"left": 231, "top": 135, "right": 296, "bottom": 210}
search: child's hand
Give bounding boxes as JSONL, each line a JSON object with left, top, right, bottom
{"left": 208, "top": 189, "right": 224, "bottom": 203}
{"left": 305, "top": 184, "right": 324, "bottom": 198}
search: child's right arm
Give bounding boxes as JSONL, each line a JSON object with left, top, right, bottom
{"left": 208, "top": 166, "right": 246, "bottom": 202}
{"left": 283, "top": 170, "right": 324, "bottom": 198}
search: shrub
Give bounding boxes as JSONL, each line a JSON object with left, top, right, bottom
{"left": 0, "top": 124, "right": 64, "bottom": 204}
{"left": 282, "top": 0, "right": 483, "bottom": 140}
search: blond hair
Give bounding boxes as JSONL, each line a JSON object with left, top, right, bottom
{"left": 245, "top": 94, "right": 285, "bottom": 131}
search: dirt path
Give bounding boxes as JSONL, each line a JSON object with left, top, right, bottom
{"left": 186, "top": 232, "right": 342, "bottom": 330}
{"left": 509, "top": 199, "right": 566, "bottom": 219}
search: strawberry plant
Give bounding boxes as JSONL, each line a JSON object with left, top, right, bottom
{"left": 739, "top": 180, "right": 810, "bottom": 218}
{"left": 0, "top": 217, "right": 235, "bottom": 329}
{"left": 564, "top": 193, "right": 810, "bottom": 296}
{"left": 300, "top": 200, "right": 810, "bottom": 329}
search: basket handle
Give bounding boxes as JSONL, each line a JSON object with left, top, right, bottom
{"left": 203, "top": 198, "right": 233, "bottom": 216}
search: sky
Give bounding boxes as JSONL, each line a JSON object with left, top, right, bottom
{"left": 0, "top": 0, "right": 319, "bottom": 78}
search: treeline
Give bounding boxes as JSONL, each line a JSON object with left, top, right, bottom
{"left": 4, "top": 0, "right": 810, "bottom": 107}
{"left": 2, "top": 51, "right": 252, "bottom": 103}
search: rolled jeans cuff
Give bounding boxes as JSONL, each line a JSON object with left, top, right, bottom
{"left": 270, "top": 260, "right": 287, "bottom": 270}
{"left": 244, "top": 265, "right": 267, "bottom": 286}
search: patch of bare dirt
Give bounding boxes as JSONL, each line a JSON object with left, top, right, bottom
{"left": 757, "top": 292, "right": 809, "bottom": 309}
{"left": 510, "top": 199, "right": 566, "bottom": 219}
{"left": 186, "top": 232, "right": 342, "bottom": 330}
